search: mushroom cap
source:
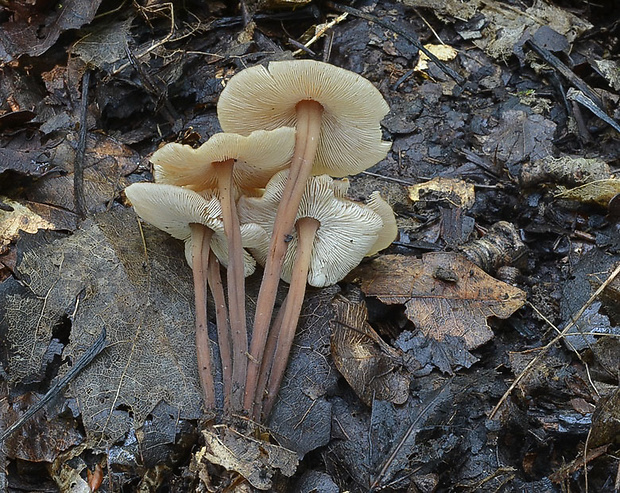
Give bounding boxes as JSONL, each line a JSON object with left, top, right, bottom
{"left": 239, "top": 170, "right": 383, "bottom": 287}
{"left": 125, "top": 182, "right": 224, "bottom": 241}
{"left": 217, "top": 60, "right": 392, "bottom": 177}
{"left": 125, "top": 182, "right": 261, "bottom": 276}
{"left": 151, "top": 127, "right": 296, "bottom": 191}
{"left": 365, "top": 191, "right": 398, "bottom": 256}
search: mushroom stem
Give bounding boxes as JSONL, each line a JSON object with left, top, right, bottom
{"left": 190, "top": 224, "right": 216, "bottom": 410}
{"left": 253, "top": 295, "right": 288, "bottom": 418}
{"left": 214, "top": 159, "right": 248, "bottom": 412}
{"left": 245, "top": 100, "right": 324, "bottom": 413}
{"left": 207, "top": 253, "right": 232, "bottom": 412}
{"left": 259, "top": 217, "right": 320, "bottom": 419}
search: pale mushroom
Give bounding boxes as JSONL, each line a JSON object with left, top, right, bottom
{"left": 239, "top": 171, "right": 384, "bottom": 418}
{"left": 363, "top": 191, "right": 398, "bottom": 256}
{"left": 124, "top": 183, "right": 264, "bottom": 412}
{"left": 218, "top": 60, "right": 391, "bottom": 412}
{"left": 124, "top": 183, "right": 222, "bottom": 411}
{"left": 151, "top": 128, "right": 294, "bottom": 411}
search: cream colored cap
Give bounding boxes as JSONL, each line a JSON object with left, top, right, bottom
{"left": 239, "top": 170, "right": 383, "bottom": 287}
{"left": 125, "top": 182, "right": 260, "bottom": 276}
{"left": 365, "top": 191, "right": 398, "bottom": 256}
{"left": 151, "top": 127, "right": 296, "bottom": 191}
{"left": 217, "top": 60, "right": 391, "bottom": 177}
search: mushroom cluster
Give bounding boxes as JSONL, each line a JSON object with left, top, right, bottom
{"left": 124, "top": 60, "right": 397, "bottom": 422}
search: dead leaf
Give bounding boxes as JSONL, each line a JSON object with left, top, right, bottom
{"left": 556, "top": 179, "right": 620, "bottom": 208}
{"left": 0, "top": 148, "right": 56, "bottom": 177}
{"left": 1, "top": 389, "right": 84, "bottom": 462}
{"left": 408, "top": 177, "right": 475, "bottom": 209}
{"left": 588, "top": 387, "right": 620, "bottom": 448}
{"left": 414, "top": 43, "right": 458, "bottom": 73}
{"left": 401, "top": 0, "right": 591, "bottom": 60}
{"left": 26, "top": 131, "right": 141, "bottom": 214}
{"left": 2, "top": 207, "right": 204, "bottom": 444}
{"left": 330, "top": 295, "right": 410, "bottom": 407}
{"left": 0, "top": 198, "right": 77, "bottom": 254}
{"left": 0, "top": 0, "right": 104, "bottom": 62}
{"left": 196, "top": 426, "right": 298, "bottom": 491}
{"left": 268, "top": 286, "right": 339, "bottom": 458}
{"left": 352, "top": 252, "right": 526, "bottom": 350}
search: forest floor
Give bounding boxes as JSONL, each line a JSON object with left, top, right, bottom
{"left": 1, "top": 0, "right": 619, "bottom": 491}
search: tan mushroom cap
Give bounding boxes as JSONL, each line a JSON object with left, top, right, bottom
{"left": 151, "top": 127, "right": 296, "bottom": 191}
{"left": 125, "top": 182, "right": 260, "bottom": 276}
{"left": 217, "top": 60, "right": 392, "bottom": 177}
{"left": 239, "top": 170, "right": 383, "bottom": 287}
{"left": 365, "top": 192, "right": 398, "bottom": 256}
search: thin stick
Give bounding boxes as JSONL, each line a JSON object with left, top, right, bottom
{"left": 0, "top": 328, "right": 107, "bottom": 443}
{"left": 216, "top": 161, "right": 248, "bottom": 412}
{"left": 207, "top": 253, "right": 232, "bottom": 412}
{"left": 261, "top": 217, "right": 319, "bottom": 419}
{"left": 244, "top": 100, "right": 323, "bottom": 413}
{"left": 74, "top": 69, "right": 90, "bottom": 219}
{"left": 191, "top": 225, "right": 216, "bottom": 410}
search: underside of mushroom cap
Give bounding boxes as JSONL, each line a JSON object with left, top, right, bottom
{"left": 151, "top": 127, "right": 296, "bottom": 191}
{"left": 365, "top": 191, "right": 398, "bottom": 256}
{"left": 125, "top": 182, "right": 223, "bottom": 241}
{"left": 217, "top": 60, "right": 392, "bottom": 177}
{"left": 238, "top": 170, "right": 383, "bottom": 287}
{"left": 184, "top": 222, "right": 268, "bottom": 277}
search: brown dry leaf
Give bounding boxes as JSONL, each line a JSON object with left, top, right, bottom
{"left": 2, "top": 207, "right": 203, "bottom": 445}
{"left": 0, "top": 388, "right": 83, "bottom": 463}
{"left": 330, "top": 296, "right": 410, "bottom": 407}
{"left": 0, "top": 198, "right": 77, "bottom": 253}
{"left": 0, "top": 198, "right": 56, "bottom": 251}
{"left": 408, "top": 177, "right": 475, "bottom": 209}
{"left": 556, "top": 179, "right": 620, "bottom": 207}
{"left": 588, "top": 387, "right": 620, "bottom": 448}
{"left": 0, "top": 0, "right": 104, "bottom": 62}
{"left": 414, "top": 43, "right": 458, "bottom": 73}
{"left": 196, "top": 426, "right": 298, "bottom": 491}
{"left": 26, "top": 131, "right": 141, "bottom": 214}
{"left": 352, "top": 252, "right": 526, "bottom": 349}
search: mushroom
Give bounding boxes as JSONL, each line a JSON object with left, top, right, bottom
{"left": 363, "top": 191, "right": 399, "bottom": 256}
{"left": 150, "top": 128, "right": 295, "bottom": 410}
{"left": 238, "top": 171, "right": 385, "bottom": 418}
{"left": 218, "top": 60, "right": 391, "bottom": 411}
{"left": 124, "top": 183, "right": 265, "bottom": 412}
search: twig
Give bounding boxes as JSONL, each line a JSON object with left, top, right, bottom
{"left": 567, "top": 87, "right": 620, "bottom": 134}
{"left": 0, "top": 328, "right": 107, "bottom": 443}
{"left": 74, "top": 69, "right": 90, "bottom": 219}
{"left": 326, "top": 2, "right": 465, "bottom": 85}
{"left": 292, "top": 13, "right": 348, "bottom": 57}
{"left": 489, "top": 262, "right": 620, "bottom": 419}
{"left": 525, "top": 40, "right": 603, "bottom": 109}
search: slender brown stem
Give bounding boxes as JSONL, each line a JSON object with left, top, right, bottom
{"left": 244, "top": 100, "right": 324, "bottom": 414}
{"left": 207, "top": 253, "right": 232, "bottom": 412}
{"left": 253, "top": 296, "right": 288, "bottom": 418}
{"left": 190, "top": 224, "right": 216, "bottom": 410}
{"left": 215, "top": 159, "right": 248, "bottom": 412}
{"left": 261, "top": 217, "right": 319, "bottom": 419}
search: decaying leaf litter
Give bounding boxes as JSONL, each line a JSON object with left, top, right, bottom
{"left": 1, "top": 0, "right": 619, "bottom": 491}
